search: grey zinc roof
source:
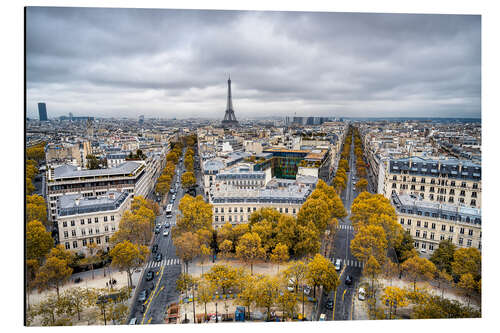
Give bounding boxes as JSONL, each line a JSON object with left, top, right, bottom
{"left": 57, "top": 191, "right": 129, "bottom": 216}
{"left": 203, "top": 159, "right": 225, "bottom": 171}
{"left": 53, "top": 161, "right": 143, "bottom": 179}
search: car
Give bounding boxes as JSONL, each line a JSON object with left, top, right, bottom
{"left": 334, "top": 259, "right": 342, "bottom": 271}
{"left": 319, "top": 314, "right": 326, "bottom": 321}
{"left": 163, "top": 230, "right": 169, "bottom": 237}
{"left": 345, "top": 275, "right": 353, "bottom": 285}
{"left": 154, "top": 225, "right": 161, "bottom": 234}
{"left": 145, "top": 270, "right": 154, "bottom": 281}
{"left": 172, "top": 194, "right": 176, "bottom": 200}
{"left": 154, "top": 252, "right": 162, "bottom": 262}
{"left": 325, "top": 298, "right": 334, "bottom": 310}
{"left": 152, "top": 244, "right": 158, "bottom": 253}
{"left": 287, "top": 279, "right": 295, "bottom": 292}
{"left": 170, "top": 188, "right": 175, "bottom": 194}
{"left": 303, "top": 286, "right": 311, "bottom": 296}
{"left": 129, "top": 317, "right": 137, "bottom": 325}
{"left": 358, "top": 287, "right": 366, "bottom": 301}
{"left": 169, "top": 198, "right": 174, "bottom": 204}
{"left": 137, "top": 289, "right": 149, "bottom": 302}
{"left": 165, "top": 222, "right": 170, "bottom": 228}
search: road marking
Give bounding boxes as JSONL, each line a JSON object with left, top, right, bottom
{"left": 342, "top": 289, "right": 347, "bottom": 302}
{"left": 141, "top": 262, "right": 165, "bottom": 324}
{"left": 332, "top": 288, "right": 337, "bottom": 320}
{"left": 147, "top": 317, "right": 152, "bottom": 324}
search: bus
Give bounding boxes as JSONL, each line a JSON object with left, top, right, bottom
{"left": 166, "top": 204, "right": 173, "bottom": 218}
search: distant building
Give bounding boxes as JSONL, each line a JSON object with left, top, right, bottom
{"left": 55, "top": 191, "right": 132, "bottom": 254}
{"left": 38, "top": 102, "right": 48, "bottom": 121}
{"left": 139, "top": 115, "right": 145, "bottom": 124}
{"left": 392, "top": 193, "right": 481, "bottom": 253}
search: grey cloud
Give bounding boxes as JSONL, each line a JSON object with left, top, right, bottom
{"left": 26, "top": 7, "right": 481, "bottom": 119}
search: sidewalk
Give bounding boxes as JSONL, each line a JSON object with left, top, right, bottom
{"left": 188, "top": 257, "right": 282, "bottom": 277}
{"left": 27, "top": 266, "right": 143, "bottom": 307}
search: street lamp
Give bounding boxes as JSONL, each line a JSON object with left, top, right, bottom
{"left": 302, "top": 284, "right": 305, "bottom": 320}
{"left": 215, "top": 291, "right": 218, "bottom": 323}
{"left": 192, "top": 283, "right": 197, "bottom": 324}
{"left": 96, "top": 296, "right": 108, "bottom": 325}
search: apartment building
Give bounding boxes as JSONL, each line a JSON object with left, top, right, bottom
{"left": 383, "top": 157, "right": 481, "bottom": 208}
{"left": 56, "top": 191, "right": 132, "bottom": 254}
{"left": 46, "top": 161, "right": 148, "bottom": 221}
{"left": 393, "top": 193, "right": 481, "bottom": 253}
{"left": 210, "top": 176, "right": 317, "bottom": 228}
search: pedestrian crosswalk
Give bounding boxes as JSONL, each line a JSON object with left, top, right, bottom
{"left": 329, "top": 257, "right": 364, "bottom": 268}
{"left": 145, "top": 258, "right": 181, "bottom": 269}
{"left": 337, "top": 224, "right": 354, "bottom": 231}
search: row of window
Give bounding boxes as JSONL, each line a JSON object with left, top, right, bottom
{"left": 391, "top": 183, "right": 477, "bottom": 197}
{"left": 214, "top": 207, "right": 297, "bottom": 214}
{"left": 64, "top": 236, "right": 110, "bottom": 249}
{"left": 413, "top": 238, "right": 478, "bottom": 250}
{"left": 61, "top": 215, "right": 115, "bottom": 228}
{"left": 62, "top": 225, "right": 116, "bottom": 238}
{"left": 392, "top": 176, "right": 479, "bottom": 189}
{"left": 400, "top": 218, "right": 479, "bottom": 236}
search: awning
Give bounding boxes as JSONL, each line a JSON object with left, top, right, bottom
{"left": 451, "top": 171, "right": 457, "bottom": 175}
{"left": 462, "top": 172, "right": 468, "bottom": 176}
{"left": 473, "top": 173, "right": 480, "bottom": 177}
{"left": 411, "top": 167, "right": 418, "bottom": 171}
{"left": 421, "top": 168, "right": 427, "bottom": 172}
{"left": 431, "top": 169, "right": 438, "bottom": 173}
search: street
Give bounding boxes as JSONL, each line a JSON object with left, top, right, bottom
{"left": 320, "top": 131, "right": 365, "bottom": 321}
{"left": 128, "top": 147, "right": 190, "bottom": 324}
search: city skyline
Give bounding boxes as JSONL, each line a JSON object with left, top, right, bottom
{"left": 26, "top": 8, "right": 481, "bottom": 120}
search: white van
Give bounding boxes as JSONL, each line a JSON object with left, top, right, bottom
{"left": 358, "top": 287, "right": 366, "bottom": 301}
{"left": 334, "top": 259, "right": 342, "bottom": 271}
{"left": 129, "top": 318, "right": 137, "bottom": 325}
{"left": 319, "top": 314, "right": 326, "bottom": 321}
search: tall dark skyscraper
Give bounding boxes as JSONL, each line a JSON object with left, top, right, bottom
{"left": 38, "top": 102, "right": 48, "bottom": 121}
{"left": 221, "top": 76, "right": 239, "bottom": 127}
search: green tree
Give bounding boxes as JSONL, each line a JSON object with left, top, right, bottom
{"left": 430, "top": 240, "right": 456, "bottom": 274}
{"left": 235, "top": 232, "right": 266, "bottom": 275}
{"left": 110, "top": 240, "right": 148, "bottom": 288}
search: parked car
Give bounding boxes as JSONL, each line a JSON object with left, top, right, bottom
{"left": 154, "top": 225, "right": 161, "bottom": 234}
{"left": 165, "top": 222, "right": 170, "bottom": 228}
{"left": 129, "top": 318, "right": 137, "bottom": 325}
{"left": 152, "top": 244, "right": 158, "bottom": 253}
{"left": 146, "top": 270, "right": 154, "bottom": 281}
{"left": 358, "top": 287, "right": 366, "bottom": 301}
{"left": 172, "top": 194, "right": 176, "bottom": 201}
{"left": 154, "top": 252, "right": 162, "bottom": 262}
{"left": 325, "top": 298, "right": 334, "bottom": 310}
{"left": 345, "top": 275, "right": 353, "bottom": 285}
{"left": 335, "top": 259, "right": 342, "bottom": 271}
{"left": 170, "top": 189, "right": 175, "bottom": 194}
{"left": 137, "top": 289, "right": 149, "bottom": 302}
{"left": 163, "top": 230, "right": 169, "bottom": 237}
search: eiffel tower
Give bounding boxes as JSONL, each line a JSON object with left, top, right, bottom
{"left": 221, "top": 75, "right": 239, "bottom": 127}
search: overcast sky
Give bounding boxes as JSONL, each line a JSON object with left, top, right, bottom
{"left": 26, "top": 7, "right": 481, "bottom": 119}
